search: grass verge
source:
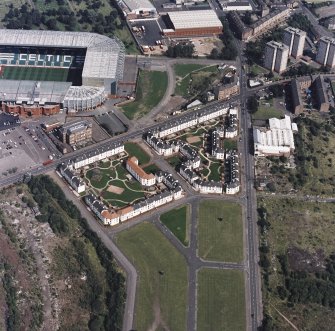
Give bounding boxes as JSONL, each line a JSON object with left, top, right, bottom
{"left": 160, "top": 205, "right": 189, "bottom": 246}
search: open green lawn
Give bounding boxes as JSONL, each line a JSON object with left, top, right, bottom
{"left": 249, "top": 64, "right": 268, "bottom": 76}
{"left": 115, "top": 222, "right": 188, "bottom": 331}
{"left": 166, "top": 155, "right": 181, "bottom": 168}
{"left": 198, "top": 200, "right": 243, "bottom": 262}
{"left": 253, "top": 100, "right": 284, "bottom": 120}
{"left": 253, "top": 107, "right": 283, "bottom": 120}
{"left": 224, "top": 139, "right": 238, "bottom": 150}
{"left": 99, "top": 160, "right": 111, "bottom": 169}
{"left": 197, "top": 269, "right": 246, "bottom": 331}
{"left": 208, "top": 162, "right": 222, "bottom": 181}
{"left": 122, "top": 70, "right": 168, "bottom": 119}
{"left": 124, "top": 142, "right": 150, "bottom": 165}
{"left": 143, "top": 163, "right": 160, "bottom": 174}
{"left": 86, "top": 168, "right": 112, "bottom": 189}
{"left": 160, "top": 205, "right": 189, "bottom": 246}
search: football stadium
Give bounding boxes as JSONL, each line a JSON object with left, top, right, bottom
{"left": 0, "top": 29, "right": 125, "bottom": 116}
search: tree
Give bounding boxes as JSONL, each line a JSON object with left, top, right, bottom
{"left": 266, "top": 182, "right": 276, "bottom": 192}
{"left": 209, "top": 47, "right": 220, "bottom": 59}
{"left": 221, "top": 45, "right": 238, "bottom": 60}
{"left": 247, "top": 96, "right": 258, "bottom": 113}
{"left": 45, "top": 18, "right": 58, "bottom": 30}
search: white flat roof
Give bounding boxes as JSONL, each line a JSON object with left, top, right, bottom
{"left": 167, "top": 10, "right": 223, "bottom": 30}
{"left": 0, "top": 30, "right": 125, "bottom": 82}
{"left": 122, "top": 0, "right": 156, "bottom": 12}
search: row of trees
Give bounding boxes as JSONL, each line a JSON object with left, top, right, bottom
{"left": 28, "top": 175, "right": 125, "bottom": 331}
{"left": 209, "top": 21, "right": 238, "bottom": 61}
{"left": 166, "top": 44, "right": 195, "bottom": 58}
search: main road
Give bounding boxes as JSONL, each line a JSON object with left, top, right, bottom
{"left": 237, "top": 40, "right": 262, "bottom": 330}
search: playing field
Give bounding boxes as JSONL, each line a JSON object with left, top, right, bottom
{"left": 197, "top": 268, "right": 246, "bottom": 331}
{"left": 115, "top": 222, "right": 188, "bottom": 331}
{"left": 198, "top": 200, "right": 244, "bottom": 263}
{"left": 1, "top": 66, "right": 69, "bottom": 82}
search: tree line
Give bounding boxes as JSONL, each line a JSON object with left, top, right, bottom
{"left": 3, "top": 1, "right": 124, "bottom": 35}
{"left": 28, "top": 175, "right": 125, "bottom": 331}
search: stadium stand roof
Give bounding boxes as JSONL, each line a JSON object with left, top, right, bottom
{"left": 0, "top": 30, "right": 125, "bottom": 83}
{"left": 166, "top": 10, "right": 222, "bottom": 29}
{"left": 0, "top": 80, "right": 71, "bottom": 103}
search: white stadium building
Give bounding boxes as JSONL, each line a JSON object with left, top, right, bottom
{"left": 0, "top": 29, "right": 125, "bottom": 113}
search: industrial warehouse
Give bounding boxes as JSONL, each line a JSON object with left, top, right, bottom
{"left": 162, "top": 10, "right": 223, "bottom": 37}
{"left": 0, "top": 29, "right": 125, "bottom": 115}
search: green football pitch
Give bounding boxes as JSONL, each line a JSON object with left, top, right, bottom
{"left": 1, "top": 66, "right": 69, "bottom": 82}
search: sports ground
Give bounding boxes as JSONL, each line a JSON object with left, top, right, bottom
{"left": 0, "top": 66, "right": 69, "bottom": 82}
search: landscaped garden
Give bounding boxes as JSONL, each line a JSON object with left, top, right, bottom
{"left": 84, "top": 158, "right": 147, "bottom": 208}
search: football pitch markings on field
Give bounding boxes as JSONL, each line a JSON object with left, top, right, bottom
{"left": 1, "top": 66, "right": 69, "bottom": 81}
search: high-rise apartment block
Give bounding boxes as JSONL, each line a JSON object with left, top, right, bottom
{"left": 264, "top": 41, "right": 289, "bottom": 73}
{"left": 316, "top": 36, "right": 335, "bottom": 68}
{"left": 283, "top": 26, "right": 306, "bottom": 58}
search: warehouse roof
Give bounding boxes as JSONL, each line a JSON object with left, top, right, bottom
{"left": 0, "top": 29, "right": 125, "bottom": 82}
{"left": 167, "top": 10, "right": 222, "bottom": 29}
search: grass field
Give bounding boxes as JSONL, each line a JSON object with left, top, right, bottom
{"left": 175, "top": 65, "right": 219, "bottom": 98}
{"left": 252, "top": 100, "right": 284, "bottom": 120}
{"left": 174, "top": 64, "right": 208, "bottom": 78}
{"left": 160, "top": 205, "right": 189, "bottom": 246}
{"left": 122, "top": 70, "right": 168, "bottom": 119}
{"left": 124, "top": 142, "right": 150, "bottom": 165}
{"left": 115, "top": 222, "right": 188, "bottom": 331}
{"left": 198, "top": 200, "right": 243, "bottom": 262}
{"left": 197, "top": 269, "right": 246, "bottom": 331}
{"left": 1, "top": 66, "right": 69, "bottom": 82}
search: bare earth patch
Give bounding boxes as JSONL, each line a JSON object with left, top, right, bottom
{"left": 107, "top": 185, "right": 124, "bottom": 195}
{"left": 186, "top": 136, "right": 201, "bottom": 144}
